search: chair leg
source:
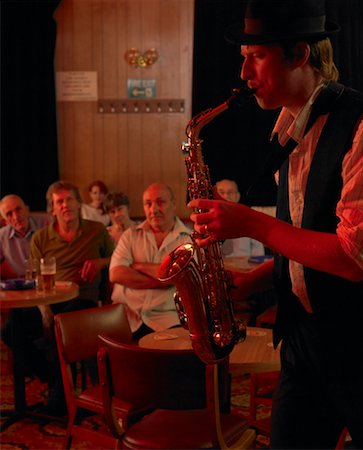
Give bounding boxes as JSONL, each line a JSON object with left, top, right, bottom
{"left": 63, "top": 410, "right": 77, "bottom": 449}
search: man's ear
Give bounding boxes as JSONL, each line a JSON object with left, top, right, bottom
{"left": 291, "top": 41, "right": 310, "bottom": 68}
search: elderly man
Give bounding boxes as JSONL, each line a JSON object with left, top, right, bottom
{"left": 0, "top": 194, "right": 49, "bottom": 387}
{"left": 0, "top": 194, "right": 49, "bottom": 278}
{"left": 110, "top": 182, "right": 191, "bottom": 340}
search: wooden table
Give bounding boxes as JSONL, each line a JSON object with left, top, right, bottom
{"left": 0, "top": 281, "right": 79, "bottom": 308}
{"left": 139, "top": 326, "right": 280, "bottom": 376}
{"left": 0, "top": 282, "right": 79, "bottom": 430}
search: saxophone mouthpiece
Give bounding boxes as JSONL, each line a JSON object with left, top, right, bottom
{"left": 227, "top": 85, "right": 255, "bottom": 108}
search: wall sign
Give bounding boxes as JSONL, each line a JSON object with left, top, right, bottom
{"left": 56, "top": 71, "right": 98, "bottom": 101}
{"left": 127, "top": 79, "right": 156, "bottom": 98}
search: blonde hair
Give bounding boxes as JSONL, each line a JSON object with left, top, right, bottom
{"left": 280, "top": 37, "right": 339, "bottom": 82}
{"left": 309, "top": 38, "right": 339, "bottom": 81}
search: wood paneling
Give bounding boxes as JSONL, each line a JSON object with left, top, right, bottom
{"left": 54, "top": 0, "right": 194, "bottom": 218}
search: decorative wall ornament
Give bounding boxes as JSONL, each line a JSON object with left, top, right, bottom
{"left": 125, "top": 48, "right": 158, "bottom": 68}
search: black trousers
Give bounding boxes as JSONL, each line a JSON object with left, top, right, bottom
{"left": 270, "top": 316, "right": 363, "bottom": 449}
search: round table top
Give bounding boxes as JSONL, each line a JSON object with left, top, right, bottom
{"left": 0, "top": 281, "right": 80, "bottom": 308}
{"left": 139, "top": 326, "right": 281, "bottom": 375}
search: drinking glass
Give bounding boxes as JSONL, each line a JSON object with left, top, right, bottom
{"left": 25, "top": 258, "right": 38, "bottom": 281}
{"left": 40, "top": 257, "right": 56, "bottom": 291}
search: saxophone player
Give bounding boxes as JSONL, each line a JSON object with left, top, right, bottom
{"left": 189, "top": 0, "right": 363, "bottom": 448}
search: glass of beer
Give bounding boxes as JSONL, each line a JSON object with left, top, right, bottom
{"left": 40, "top": 257, "right": 56, "bottom": 291}
{"left": 25, "top": 258, "right": 38, "bottom": 281}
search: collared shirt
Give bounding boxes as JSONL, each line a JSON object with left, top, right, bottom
{"left": 273, "top": 87, "right": 363, "bottom": 313}
{"left": 0, "top": 215, "right": 49, "bottom": 277}
{"left": 110, "top": 217, "right": 191, "bottom": 332}
{"left": 30, "top": 219, "right": 114, "bottom": 302}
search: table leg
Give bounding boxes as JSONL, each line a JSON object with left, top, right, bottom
{"left": 0, "top": 309, "right": 26, "bottom": 430}
{"left": 0, "top": 309, "right": 65, "bottom": 431}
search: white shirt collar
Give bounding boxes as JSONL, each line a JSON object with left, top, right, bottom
{"left": 272, "top": 83, "right": 325, "bottom": 146}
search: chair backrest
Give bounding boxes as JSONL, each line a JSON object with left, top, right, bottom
{"left": 55, "top": 303, "right": 132, "bottom": 365}
{"left": 98, "top": 334, "right": 207, "bottom": 410}
{"left": 97, "top": 334, "right": 256, "bottom": 449}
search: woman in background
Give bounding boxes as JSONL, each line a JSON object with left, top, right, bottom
{"left": 81, "top": 180, "right": 110, "bottom": 226}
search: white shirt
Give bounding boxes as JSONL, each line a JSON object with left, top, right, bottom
{"left": 110, "top": 217, "right": 191, "bottom": 332}
{"left": 81, "top": 203, "right": 110, "bottom": 227}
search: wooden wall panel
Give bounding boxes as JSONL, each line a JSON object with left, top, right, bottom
{"left": 54, "top": 0, "right": 194, "bottom": 218}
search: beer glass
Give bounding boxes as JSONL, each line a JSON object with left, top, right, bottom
{"left": 25, "top": 258, "right": 38, "bottom": 281}
{"left": 40, "top": 257, "right": 56, "bottom": 291}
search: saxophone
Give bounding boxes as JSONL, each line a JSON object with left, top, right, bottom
{"left": 158, "top": 87, "right": 254, "bottom": 364}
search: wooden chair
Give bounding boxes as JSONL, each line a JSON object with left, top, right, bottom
{"left": 97, "top": 335, "right": 256, "bottom": 450}
{"left": 54, "top": 303, "right": 148, "bottom": 449}
{"left": 249, "top": 370, "right": 280, "bottom": 438}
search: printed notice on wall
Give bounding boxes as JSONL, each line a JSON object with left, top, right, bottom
{"left": 56, "top": 71, "right": 98, "bottom": 101}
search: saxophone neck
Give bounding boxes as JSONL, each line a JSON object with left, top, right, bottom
{"left": 186, "top": 86, "right": 254, "bottom": 142}
{"left": 186, "top": 102, "right": 228, "bottom": 144}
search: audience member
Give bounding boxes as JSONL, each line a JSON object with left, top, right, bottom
{"left": 9, "top": 180, "right": 114, "bottom": 415}
{"left": 0, "top": 194, "right": 50, "bottom": 393}
{"left": 0, "top": 194, "right": 49, "bottom": 278}
{"left": 109, "top": 182, "right": 191, "bottom": 340}
{"left": 216, "top": 179, "right": 265, "bottom": 257}
{"left": 103, "top": 191, "right": 137, "bottom": 244}
{"left": 81, "top": 179, "right": 110, "bottom": 226}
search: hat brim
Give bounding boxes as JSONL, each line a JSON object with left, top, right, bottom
{"left": 225, "top": 20, "right": 340, "bottom": 45}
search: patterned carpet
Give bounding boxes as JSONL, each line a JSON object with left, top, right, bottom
{"left": 0, "top": 341, "right": 271, "bottom": 449}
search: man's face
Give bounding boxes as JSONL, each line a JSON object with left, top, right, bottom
{"left": 51, "top": 189, "right": 80, "bottom": 226}
{"left": 109, "top": 205, "right": 130, "bottom": 227}
{"left": 240, "top": 44, "right": 295, "bottom": 110}
{"left": 216, "top": 181, "right": 240, "bottom": 203}
{"left": 0, "top": 196, "right": 30, "bottom": 236}
{"left": 143, "top": 184, "right": 176, "bottom": 232}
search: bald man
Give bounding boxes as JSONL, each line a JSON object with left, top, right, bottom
{"left": 0, "top": 194, "right": 49, "bottom": 278}
{"left": 110, "top": 182, "right": 192, "bottom": 340}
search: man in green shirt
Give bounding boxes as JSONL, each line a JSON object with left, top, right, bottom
{"left": 26, "top": 180, "right": 114, "bottom": 415}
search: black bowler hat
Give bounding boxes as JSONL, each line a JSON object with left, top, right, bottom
{"left": 225, "top": 0, "right": 340, "bottom": 45}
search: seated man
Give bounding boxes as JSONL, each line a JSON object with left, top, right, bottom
{"left": 0, "top": 194, "right": 49, "bottom": 279}
{"left": 110, "top": 182, "right": 191, "bottom": 340}
{"left": 216, "top": 179, "right": 276, "bottom": 325}
{"left": 19, "top": 180, "right": 114, "bottom": 415}
{"left": 215, "top": 179, "right": 265, "bottom": 257}
{"left": 0, "top": 194, "right": 50, "bottom": 381}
